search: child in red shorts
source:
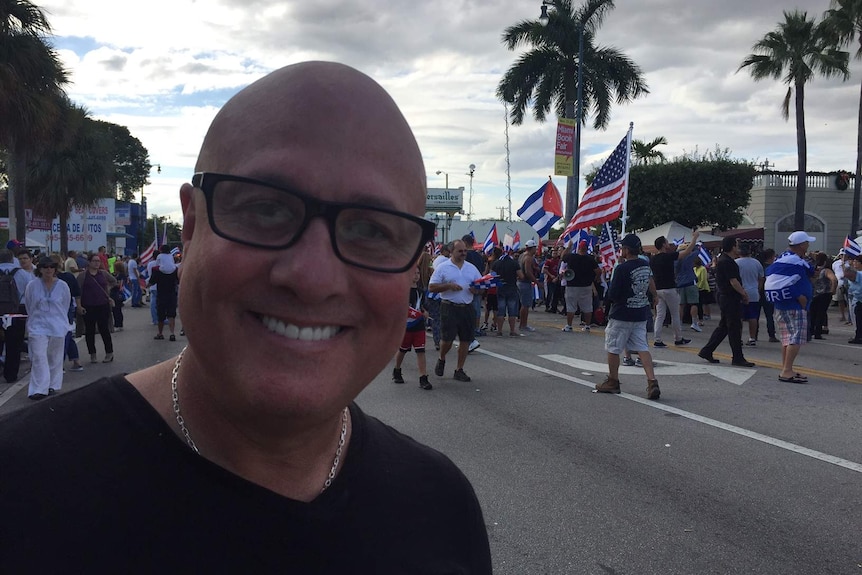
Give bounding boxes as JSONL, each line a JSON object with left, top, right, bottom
{"left": 393, "top": 267, "right": 432, "bottom": 390}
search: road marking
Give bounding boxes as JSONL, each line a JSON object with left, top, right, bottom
{"left": 541, "top": 354, "right": 756, "bottom": 385}
{"left": 476, "top": 349, "right": 862, "bottom": 474}
{"left": 0, "top": 380, "right": 28, "bottom": 408}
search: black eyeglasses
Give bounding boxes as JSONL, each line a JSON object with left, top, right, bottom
{"left": 191, "top": 172, "right": 436, "bottom": 273}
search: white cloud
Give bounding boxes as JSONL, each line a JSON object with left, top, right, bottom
{"left": 39, "top": 0, "right": 861, "bottom": 226}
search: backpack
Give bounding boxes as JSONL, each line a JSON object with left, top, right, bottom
{"left": 0, "top": 268, "right": 21, "bottom": 315}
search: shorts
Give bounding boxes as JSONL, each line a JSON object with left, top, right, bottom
{"left": 486, "top": 293, "right": 498, "bottom": 313}
{"left": 157, "top": 289, "right": 177, "bottom": 321}
{"left": 678, "top": 284, "right": 699, "bottom": 306}
{"left": 775, "top": 308, "right": 808, "bottom": 346}
{"left": 604, "top": 319, "right": 649, "bottom": 355}
{"left": 517, "top": 282, "right": 533, "bottom": 308}
{"left": 399, "top": 329, "right": 426, "bottom": 353}
{"left": 565, "top": 285, "right": 593, "bottom": 313}
{"left": 440, "top": 302, "right": 475, "bottom": 343}
{"left": 742, "top": 301, "right": 761, "bottom": 321}
{"left": 497, "top": 291, "right": 519, "bottom": 318}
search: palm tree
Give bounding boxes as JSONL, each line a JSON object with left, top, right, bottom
{"left": 739, "top": 10, "right": 849, "bottom": 231}
{"left": 823, "top": 0, "right": 862, "bottom": 235}
{"left": 28, "top": 99, "right": 114, "bottom": 255}
{"left": 631, "top": 136, "right": 668, "bottom": 165}
{"left": 497, "top": 0, "right": 648, "bottom": 219}
{"left": 0, "top": 0, "right": 68, "bottom": 244}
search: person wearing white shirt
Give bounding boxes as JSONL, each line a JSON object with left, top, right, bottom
{"left": 24, "top": 257, "right": 71, "bottom": 400}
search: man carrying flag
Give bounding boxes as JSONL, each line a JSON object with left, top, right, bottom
{"left": 517, "top": 177, "right": 563, "bottom": 238}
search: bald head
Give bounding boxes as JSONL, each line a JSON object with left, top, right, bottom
{"left": 195, "top": 61, "right": 425, "bottom": 211}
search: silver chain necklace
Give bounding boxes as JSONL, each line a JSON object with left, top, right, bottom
{"left": 171, "top": 346, "right": 349, "bottom": 493}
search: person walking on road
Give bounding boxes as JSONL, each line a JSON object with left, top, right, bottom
{"left": 596, "top": 234, "right": 661, "bottom": 399}
{"left": 698, "top": 236, "right": 755, "bottom": 367}
{"left": 77, "top": 253, "right": 117, "bottom": 363}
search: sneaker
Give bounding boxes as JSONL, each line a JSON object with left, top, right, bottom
{"left": 621, "top": 357, "right": 636, "bottom": 366}
{"left": 561, "top": 325, "right": 573, "bottom": 332}
{"left": 392, "top": 368, "right": 405, "bottom": 384}
{"left": 635, "top": 358, "right": 643, "bottom": 368}
{"left": 490, "top": 324, "right": 497, "bottom": 332}
{"left": 474, "top": 330, "right": 484, "bottom": 337}
{"left": 419, "top": 375, "right": 433, "bottom": 390}
{"left": 646, "top": 379, "right": 661, "bottom": 400}
{"left": 745, "top": 339, "right": 756, "bottom": 346}
{"left": 468, "top": 340, "right": 480, "bottom": 353}
{"left": 434, "top": 359, "right": 445, "bottom": 377}
{"left": 581, "top": 325, "right": 590, "bottom": 332}
{"left": 69, "top": 364, "right": 84, "bottom": 372}
{"left": 653, "top": 340, "right": 667, "bottom": 348}
{"left": 768, "top": 336, "right": 780, "bottom": 343}
{"left": 690, "top": 323, "right": 702, "bottom": 332}
{"left": 169, "top": 334, "right": 177, "bottom": 342}
{"left": 481, "top": 322, "right": 489, "bottom": 331}
{"left": 595, "top": 377, "right": 621, "bottom": 394}
{"left": 674, "top": 338, "right": 691, "bottom": 346}
{"left": 453, "top": 369, "right": 471, "bottom": 382}
{"left": 703, "top": 315, "right": 711, "bottom": 320}
{"left": 523, "top": 326, "right": 536, "bottom": 332}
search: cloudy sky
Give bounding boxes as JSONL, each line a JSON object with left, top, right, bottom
{"left": 39, "top": 0, "right": 858, "bottom": 225}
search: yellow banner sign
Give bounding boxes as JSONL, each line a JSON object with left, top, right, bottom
{"left": 554, "top": 119, "right": 576, "bottom": 176}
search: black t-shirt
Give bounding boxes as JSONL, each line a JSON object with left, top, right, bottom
{"left": 465, "top": 249, "right": 484, "bottom": 274}
{"left": 0, "top": 377, "right": 492, "bottom": 573}
{"left": 650, "top": 251, "right": 679, "bottom": 290}
{"left": 562, "top": 253, "right": 598, "bottom": 287}
{"left": 492, "top": 255, "right": 520, "bottom": 295}
{"left": 607, "top": 258, "right": 652, "bottom": 322}
{"left": 715, "top": 253, "right": 742, "bottom": 302}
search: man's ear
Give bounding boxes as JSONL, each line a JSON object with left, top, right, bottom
{"left": 180, "top": 183, "right": 197, "bottom": 244}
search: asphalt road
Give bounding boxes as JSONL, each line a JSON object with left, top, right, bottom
{"left": 2, "top": 304, "right": 860, "bottom": 574}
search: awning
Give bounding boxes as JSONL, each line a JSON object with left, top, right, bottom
{"left": 107, "top": 232, "right": 135, "bottom": 239}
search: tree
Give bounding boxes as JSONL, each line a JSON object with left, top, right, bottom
{"left": 27, "top": 99, "right": 114, "bottom": 255}
{"left": 95, "top": 121, "right": 151, "bottom": 202}
{"left": 621, "top": 147, "right": 756, "bottom": 232}
{"left": 0, "top": 0, "right": 68, "bottom": 243}
{"left": 738, "top": 10, "right": 849, "bottom": 231}
{"left": 497, "top": 0, "right": 648, "bottom": 220}
{"left": 823, "top": 0, "right": 862, "bottom": 235}
{"left": 631, "top": 136, "right": 668, "bottom": 166}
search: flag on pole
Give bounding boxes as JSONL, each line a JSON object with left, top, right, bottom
{"left": 483, "top": 224, "right": 498, "bottom": 255}
{"left": 503, "top": 233, "right": 514, "bottom": 251}
{"left": 140, "top": 241, "right": 157, "bottom": 265}
{"left": 599, "top": 222, "right": 619, "bottom": 272}
{"left": 516, "top": 177, "right": 563, "bottom": 238}
{"left": 513, "top": 231, "right": 521, "bottom": 251}
{"left": 696, "top": 242, "right": 712, "bottom": 266}
{"left": 844, "top": 235, "right": 861, "bottom": 257}
{"left": 161, "top": 222, "right": 168, "bottom": 248}
{"left": 569, "top": 129, "right": 632, "bottom": 229}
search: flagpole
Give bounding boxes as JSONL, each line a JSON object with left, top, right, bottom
{"left": 620, "top": 122, "right": 634, "bottom": 237}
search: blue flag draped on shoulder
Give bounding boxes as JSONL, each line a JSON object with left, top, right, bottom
{"left": 764, "top": 251, "right": 814, "bottom": 310}
{"left": 517, "top": 177, "right": 563, "bottom": 238}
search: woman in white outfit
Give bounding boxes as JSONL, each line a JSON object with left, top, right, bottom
{"left": 24, "top": 256, "right": 72, "bottom": 400}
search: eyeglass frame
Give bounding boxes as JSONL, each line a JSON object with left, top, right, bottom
{"left": 190, "top": 172, "right": 436, "bottom": 273}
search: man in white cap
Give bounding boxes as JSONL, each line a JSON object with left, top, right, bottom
{"left": 517, "top": 239, "right": 539, "bottom": 333}
{"left": 763, "top": 231, "right": 816, "bottom": 383}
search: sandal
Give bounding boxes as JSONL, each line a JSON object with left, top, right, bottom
{"left": 778, "top": 375, "right": 807, "bottom": 384}
{"left": 154, "top": 334, "right": 165, "bottom": 340}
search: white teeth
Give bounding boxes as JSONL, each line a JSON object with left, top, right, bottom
{"left": 262, "top": 316, "right": 340, "bottom": 341}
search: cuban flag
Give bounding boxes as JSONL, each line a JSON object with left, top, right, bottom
{"left": 517, "top": 177, "right": 563, "bottom": 238}
{"left": 672, "top": 236, "right": 686, "bottom": 247}
{"left": 764, "top": 251, "right": 814, "bottom": 308}
{"left": 170, "top": 246, "right": 181, "bottom": 257}
{"left": 471, "top": 272, "right": 500, "bottom": 290}
{"left": 563, "top": 227, "right": 592, "bottom": 248}
{"left": 513, "top": 231, "right": 521, "bottom": 251}
{"left": 844, "top": 235, "right": 861, "bottom": 257}
{"left": 483, "top": 224, "right": 498, "bottom": 255}
{"left": 407, "top": 306, "right": 424, "bottom": 329}
{"left": 696, "top": 242, "right": 712, "bottom": 266}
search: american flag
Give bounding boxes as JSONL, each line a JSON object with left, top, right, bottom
{"left": 599, "top": 222, "right": 619, "bottom": 272}
{"left": 569, "top": 129, "right": 631, "bottom": 229}
{"left": 139, "top": 241, "right": 157, "bottom": 265}
{"left": 844, "top": 235, "right": 861, "bottom": 257}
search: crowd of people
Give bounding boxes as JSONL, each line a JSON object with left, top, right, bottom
{"left": 0, "top": 241, "right": 182, "bottom": 400}
{"left": 396, "top": 229, "right": 859, "bottom": 395}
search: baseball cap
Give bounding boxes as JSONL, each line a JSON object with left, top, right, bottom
{"left": 788, "top": 231, "right": 816, "bottom": 246}
{"left": 5, "top": 239, "right": 22, "bottom": 250}
{"left": 525, "top": 239, "right": 537, "bottom": 248}
{"left": 620, "top": 233, "right": 641, "bottom": 252}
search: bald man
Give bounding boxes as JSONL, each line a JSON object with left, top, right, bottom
{"left": 0, "top": 62, "right": 492, "bottom": 573}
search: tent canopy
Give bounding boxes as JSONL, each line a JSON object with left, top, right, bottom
{"left": 632, "top": 221, "right": 724, "bottom": 253}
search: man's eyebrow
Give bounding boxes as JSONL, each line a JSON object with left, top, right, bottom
{"left": 243, "top": 172, "right": 408, "bottom": 211}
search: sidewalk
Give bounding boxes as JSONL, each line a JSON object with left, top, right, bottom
{"left": 0, "top": 304, "right": 186, "bottom": 416}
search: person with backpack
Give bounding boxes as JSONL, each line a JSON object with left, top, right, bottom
{"left": 0, "top": 249, "right": 34, "bottom": 383}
